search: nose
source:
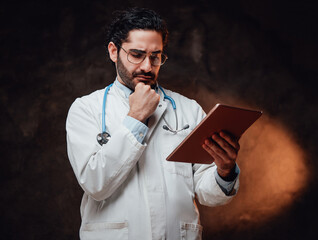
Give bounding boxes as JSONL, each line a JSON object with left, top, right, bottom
{"left": 139, "top": 56, "right": 152, "bottom": 72}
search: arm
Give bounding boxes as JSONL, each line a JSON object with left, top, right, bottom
{"left": 193, "top": 162, "right": 239, "bottom": 207}
{"left": 191, "top": 106, "right": 240, "bottom": 206}
{"left": 66, "top": 83, "right": 159, "bottom": 202}
{"left": 66, "top": 98, "right": 146, "bottom": 201}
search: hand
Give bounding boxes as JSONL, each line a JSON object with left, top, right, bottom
{"left": 202, "top": 131, "right": 240, "bottom": 179}
{"left": 128, "top": 82, "right": 160, "bottom": 123}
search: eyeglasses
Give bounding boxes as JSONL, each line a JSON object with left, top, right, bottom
{"left": 120, "top": 47, "right": 168, "bottom": 66}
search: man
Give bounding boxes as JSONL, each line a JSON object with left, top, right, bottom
{"left": 66, "top": 8, "right": 240, "bottom": 240}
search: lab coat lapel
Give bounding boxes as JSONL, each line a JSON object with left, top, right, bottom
{"left": 145, "top": 99, "right": 167, "bottom": 142}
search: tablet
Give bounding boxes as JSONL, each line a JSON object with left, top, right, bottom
{"left": 166, "top": 103, "right": 262, "bottom": 164}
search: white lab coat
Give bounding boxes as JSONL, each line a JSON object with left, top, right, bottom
{"left": 66, "top": 82, "right": 239, "bottom": 240}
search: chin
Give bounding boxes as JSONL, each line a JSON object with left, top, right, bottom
{"left": 134, "top": 78, "right": 157, "bottom": 87}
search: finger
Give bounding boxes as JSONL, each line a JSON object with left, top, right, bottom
{"left": 150, "top": 88, "right": 156, "bottom": 95}
{"left": 202, "top": 141, "right": 232, "bottom": 169}
{"left": 211, "top": 134, "right": 238, "bottom": 160}
{"left": 202, "top": 143, "right": 216, "bottom": 162}
{"left": 135, "top": 82, "right": 148, "bottom": 93}
{"left": 136, "top": 82, "right": 145, "bottom": 87}
{"left": 220, "top": 131, "right": 240, "bottom": 150}
{"left": 204, "top": 138, "right": 229, "bottom": 161}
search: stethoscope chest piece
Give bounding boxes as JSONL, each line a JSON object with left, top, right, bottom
{"left": 97, "top": 132, "right": 111, "bottom": 146}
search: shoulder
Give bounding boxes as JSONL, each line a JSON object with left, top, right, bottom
{"left": 78, "top": 88, "right": 104, "bottom": 104}
{"left": 161, "top": 87, "right": 202, "bottom": 111}
{"left": 160, "top": 87, "right": 206, "bottom": 124}
{"left": 68, "top": 88, "right": 105, "bottom": 116}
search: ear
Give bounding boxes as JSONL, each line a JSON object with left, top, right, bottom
{"left": 108, "top": 42, "right": 118, "bottom": 63}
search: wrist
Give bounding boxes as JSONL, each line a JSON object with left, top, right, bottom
{"left": 127, "top": 111, "right": 146, "bottom": 123}
{"left": 217, "top": 165, "right": 238, "bottom": 182}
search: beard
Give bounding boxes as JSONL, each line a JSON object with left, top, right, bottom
{"left": 116, "top": 55, "right": 158, "bottom": 90}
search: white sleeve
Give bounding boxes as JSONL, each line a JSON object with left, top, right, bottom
{"left": 66, "top": 98, "right": 146, "bottom": 201}
{"left": 193, "top": 163, "right": 239, "bottom": 207}
{"left": 191, "top": 103, "right": 240, "bottom": 207}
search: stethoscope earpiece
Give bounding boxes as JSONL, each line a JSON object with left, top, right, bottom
{"left": 162, "top": 125, "right": 170, "bottom": 131}
{"left": 162, "top": 124, "right": 189, "bottom": 134}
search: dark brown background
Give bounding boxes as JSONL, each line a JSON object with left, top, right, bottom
{"left": 1, "top": 0, "right": 318, "bottom": 239}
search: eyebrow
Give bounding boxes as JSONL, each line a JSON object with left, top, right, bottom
{"left": 130, "top": 49, "right": 162, "bottom": 54}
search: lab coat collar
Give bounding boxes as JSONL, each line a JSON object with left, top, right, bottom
{"left": 144, "top": 98, "right": 167, "bottom": 142}
{"left": 114, "top": 78, "right": 132, "bottom": 98}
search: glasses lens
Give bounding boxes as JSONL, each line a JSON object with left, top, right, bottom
{"left": 127, "top": 51, "right": 146, "bottom": 64}
{"left": 149, "top": 54, "right": 161, "bottom": 66}
{"left": 127, "top": 51, "right": 167, "bottom": 66}
{"left": 149, "top": 53, "right": 167, "bottom": 66}
{"left": 160, "top": 54, "right": 167, "bottom": 65}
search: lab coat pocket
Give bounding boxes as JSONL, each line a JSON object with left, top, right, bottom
{"left": 163, "top": 158, "right": 193, "bottom": 178}
{"left": 162, "top": 130, "right": 193, "bottom": 178}
{"left": 180, "top": 222, "right": 203, "bottom": 240}
{"left": 81, "top": 221, "right": 128, "bottom": 240}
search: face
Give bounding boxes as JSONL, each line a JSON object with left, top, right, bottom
{"left": 108, "top": 30, "right": 163, "bottom": 90}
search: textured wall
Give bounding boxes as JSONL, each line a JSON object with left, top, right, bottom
{"left": 1, "top": 0, "right": 318, "bottom": 239}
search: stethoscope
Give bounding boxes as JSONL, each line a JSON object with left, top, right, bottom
{"left": 97, "top": 83, "right": 189, "bottom": 146}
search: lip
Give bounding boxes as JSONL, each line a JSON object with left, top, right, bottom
{"left": 135, "top": 75, "right": 153, "bottom": 80}
{"left": 135, "top": 76, "right": 154, "bottom": 83}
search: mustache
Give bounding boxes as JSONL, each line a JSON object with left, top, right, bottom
{"left": 133, "top": 71, "right": 155, "bottom": 79}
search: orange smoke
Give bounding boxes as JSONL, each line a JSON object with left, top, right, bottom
{"left": 192, "top": 86, "right": 310, "bottom": 234}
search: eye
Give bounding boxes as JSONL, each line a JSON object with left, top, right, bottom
{"left": 129, "top": 52, "right": 144, "bottom": 59}
{"left": 150, "top": 54, "right": 160, "bottom": 61}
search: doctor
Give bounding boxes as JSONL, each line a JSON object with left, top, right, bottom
{"left": 66, "top": 7, "right": 240, "bottom": 240}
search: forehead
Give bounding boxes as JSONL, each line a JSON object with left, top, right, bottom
{"left": 123, "top": 30, "right": 163, "bottom": 51}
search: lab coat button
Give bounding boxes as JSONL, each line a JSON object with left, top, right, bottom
{"left": 139, "top": 132, "right": 144, "bottom": 138}
{"left": 158, "top": 104, "right": 162, "bottom": 107}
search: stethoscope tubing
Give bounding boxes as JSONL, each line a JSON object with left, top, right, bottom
{"left": 158, "top": 86, "right": 176, "bottom": 109}
{"left": 98, "top": 83, "right": 188, "bottom": 145}
{"left": 102, "top": 83, "right": 113, "bottom": 133}
{"left": 102, "top": 83, "right": 175, "bottom": 133}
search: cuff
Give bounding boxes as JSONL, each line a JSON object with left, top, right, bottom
{"left": 123, "top": 116, "right": 149, "bottom": 144}
{"left": 214, "top": 164, "right": 240, "bottom": 196}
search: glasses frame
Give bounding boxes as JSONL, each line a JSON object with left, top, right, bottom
{"left": 119, "top": 46, "right": 168, "bottom": 66}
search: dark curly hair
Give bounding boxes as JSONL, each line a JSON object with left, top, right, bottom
{"left": 105, "top": 8, "right": 168, "bottom": 52}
